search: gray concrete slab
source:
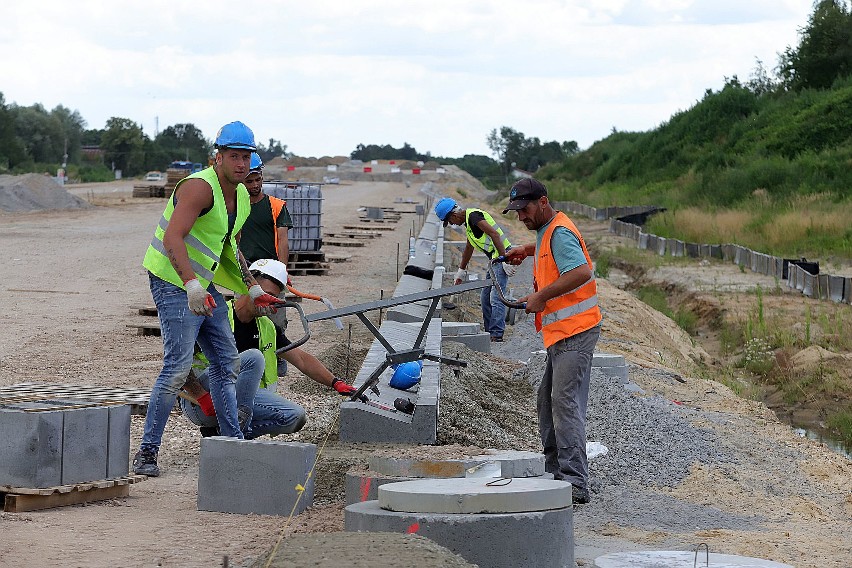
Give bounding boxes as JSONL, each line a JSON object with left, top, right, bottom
{"left": 594, "top": 550, "right": 794, "bottom": 567}
{"left": 369, "top": 450, "right": 545, "bottom": 479}
{"left": 0, "top": 409, "right": 63, "bottom": 488}
{"left": 61, "top": 406, "right": 109, "bottom": 485}
{"left": 197, "top": 437, "right": 316, "bottom": 516}
{"left": 378, "top": 478, "right": 572, "bottom": 514}
{"left": 345, "top": 500, "right": 574, "bottom": 568}
{"left": 441, "top": 333, "right": 491, "bottom": 353}
{"left": 107, "top": 405, "right": 131, "bottom": 478}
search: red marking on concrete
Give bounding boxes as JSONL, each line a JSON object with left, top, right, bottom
{"left": 406, "top": 522, "right": 420, "bottom": 534}
{"left": 359, "top": 477, "right": 372, "bottom": 502}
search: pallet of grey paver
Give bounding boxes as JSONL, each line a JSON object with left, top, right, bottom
{"left": 127, "top": 323, "right": 161, "bottom": 336}
{"left": 1, "top": 474, "right": 147, "bottom": 513}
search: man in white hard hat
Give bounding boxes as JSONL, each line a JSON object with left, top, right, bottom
{"left": 179, "top": 259, "right": 362, "bottom": 438}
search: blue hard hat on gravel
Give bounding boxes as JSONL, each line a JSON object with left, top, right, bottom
{"left": 249, "top": 152, "right": 263, "bottom": 173}
{"left": 214, "top": 121, "right": 257, "bottom": 151}
{"left": 389, "top": 361, "right": 422, "bottom": 390}
{"left": 434, "top": 197, "right": 458, "bottom": 225}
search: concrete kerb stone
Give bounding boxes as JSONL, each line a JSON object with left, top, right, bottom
{"left": 345, "top": 500, "right": 574, "bottom": 568}
{"left": 197, "top": 437, "right": 316, "bottom": 516}
{"left": 61, "top": 406, "right": 109, "bottom": 485}
{"left": 0, "top": 408, "right": 64, "bottom": 488}
{"left": 107, "top": 404, "right": 131, "bottom": 478}
{"left": 592, "top": 352, "right": 629, "bottom": 383}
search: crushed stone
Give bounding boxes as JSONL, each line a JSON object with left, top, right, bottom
{"left": 0, "top": 173, "right": 91, "bottom": 212}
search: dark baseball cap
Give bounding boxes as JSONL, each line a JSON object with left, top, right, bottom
{"left": 502, "top": 178, "right": 547, "bottom": 213}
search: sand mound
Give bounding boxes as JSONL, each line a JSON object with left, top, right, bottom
{"left": 0, "top": 173, "right": 91, "bottom": 213}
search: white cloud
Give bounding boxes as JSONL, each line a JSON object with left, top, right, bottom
{"left": 1, "top": 0, "right": 814, "bottom": 157}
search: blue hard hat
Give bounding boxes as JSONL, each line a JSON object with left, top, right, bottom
{"left": 214, "top": 121, "right": 257, "bottom": 151}
{"left": 249, "top": 152, "right": 264, "bottom": 173}
{"left": 434, "top": 197, "right": 458, "bottom": 223}
{"left": 389, "top": 361, "right": 422, "bottom": 390}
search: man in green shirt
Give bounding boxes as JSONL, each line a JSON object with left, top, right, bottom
{"left": 239, "top": 153, "right": 293, "bottom": 265}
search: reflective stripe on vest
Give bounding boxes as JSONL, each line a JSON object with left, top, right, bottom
{"left": 142, "top": 166, "right": 250, "bottom": 291}
{"left": 465, "top": 208, "right": 511, "bottom": 258}
{"left": 269, "top": 196, "right": 287, "bottom": 257}
{"left": 533, "top": 211, "right": 602, "bottom": 347}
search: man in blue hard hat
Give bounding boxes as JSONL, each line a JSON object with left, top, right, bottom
{"left": 434, "top": 197, "right": 516, "bottom": 342}
{"left": 134, "top": 121, "right": 285, "bottom": 477}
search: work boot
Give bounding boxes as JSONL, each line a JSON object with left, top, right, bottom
{"left": 199, "top": 426, "right": 220, "bottom": 438}
{"left": 572, "top": 485, "right": 590, "bottom": 505}
{"left": 132, "top": 448, "right": 160, "bottom": 477}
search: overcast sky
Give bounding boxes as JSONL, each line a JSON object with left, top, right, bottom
{"left": 3, "top": 1, "right": 813, "bottom": 158}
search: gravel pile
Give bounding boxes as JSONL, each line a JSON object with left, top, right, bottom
{"left": 0, "top": 173, "right": 91, "bottom": 212}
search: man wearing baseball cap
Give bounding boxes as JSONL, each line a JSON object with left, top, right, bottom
{"left": 503, "top": 177, "right": 602, "bottom": 505}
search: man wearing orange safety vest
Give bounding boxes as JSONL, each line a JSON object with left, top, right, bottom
{"left": 503, "top": 178, "right": 601, "bottom": 505}
{"left": 239, "top": 152, "right": 292, "bottom": 265}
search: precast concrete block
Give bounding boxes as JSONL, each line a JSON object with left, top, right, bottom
{"left": 438, "top": 321, "right": 481, "bottom": 336}
{"left": 670, "top": 239, "right": 685, "bottom": 257}
{"left": 0, "top": 409, "right": 63, "bottom": 488}
{"left": 638, "top": 232, "right": 648, "bottom": 250}
{"left": 441, "top": 333, "right": 491, "bottom": 353}
{"left": 709, "top": 244, "right": 722, "bottom": 259}
{"left": 345, "top": 469, "right": 419, "bottom": 505}
{"left": 339, "top": 399, "right": 435, "bottom": 444}
{"left": 685, "top": 243, "right": 700, "bottom": 258}
{"left": 61, "top": 406, "right": 109, "bottom": 485}
{"left": 107, "top": 404, "right": 131, "bottom": 478}
{"left": 844, "top": 277, "right": 852, "bottom": 304}
{"left": 803, "top": 272, "right": 816, "bottom": 298}
{"left": 818, "top": 274, "right": 830, "bottom": 300}
{"left": 594, "top": 550, "right": 794, "bottom": 568}
{"left": 378, "top": 478, "right": 571, "bottom": 514}
{"left": 828, "top": 275, "right": 845, "bottom": 303}
{"left": 700, "top": 244, "right": 711, "bottom": 258}
{"left": 592, "top": 353, "right": 625, "bottom": 367}
{"left": 656, "top": 237, "right": 667, "bottom": 256}
{"left": 345, "top": 500, "right": 573, "bottom": 568}
{"left": 721, "top": 244, "right": 735, "bottom": 261}
{"left": 197, "top": 437, "right": 317, "bottom": 516}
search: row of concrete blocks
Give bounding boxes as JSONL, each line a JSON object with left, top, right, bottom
{"left": 555, "top": 201, "right": 659, "bottom": 222}
{"left": 0, "top": 403, "right": 130, "bottom": 488}
{"left": 611, "top": 218, "right": 852, "bottom": 305}
{"left": 339, "top": 208, "right": 446, "bottom": 445}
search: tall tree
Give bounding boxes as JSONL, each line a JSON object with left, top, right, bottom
{"left": 101, "top": 117, "right": 146, "bottom": 176}
{"left": 11, "top": 103, "right": 65, "bottom": 164}
{"left": 50, "top": 105, "right": 86, "bottom": 164}
{"left": 779, "top": 0, "right": 852, "bottom": 90}
{"left": 155, "top": 123, "right": 210, "bottom": 164}
{"left": 0, "top": 93, "right": 26, "bottom": 170}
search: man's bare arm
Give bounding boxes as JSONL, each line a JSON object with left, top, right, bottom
{"left": 162, "top": 179, "right": 214, "bottom": 283}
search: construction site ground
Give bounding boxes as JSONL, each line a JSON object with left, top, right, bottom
{"left": 0, "top": 172, "right": 850, "bottom": 567}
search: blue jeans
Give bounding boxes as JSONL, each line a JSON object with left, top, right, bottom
{"left": 180, "top": 349, "right": 307, "bottom": 439}
{"left": 141, "top": 273, "right": 243, "bottom": 453}
{"left": 481, "top": 262, "right": 508, "bottom": 339}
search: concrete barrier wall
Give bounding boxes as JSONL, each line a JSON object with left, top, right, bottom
{"left": 592, "top": 201, "right": 851, "bottom": 305}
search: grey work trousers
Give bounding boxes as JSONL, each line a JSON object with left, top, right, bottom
{"left": 538, "top": 325, "right": 600, "bottom": 490}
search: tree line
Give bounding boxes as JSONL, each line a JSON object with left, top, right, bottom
{"left": 0, "top": 100, "right": 289, "bottom": 181}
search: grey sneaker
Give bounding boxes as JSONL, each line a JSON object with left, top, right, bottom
{"left": 132, "top": 448, "right": 160, "bottom": 477}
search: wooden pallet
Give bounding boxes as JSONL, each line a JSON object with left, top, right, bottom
{"left": 127, "top": 323, "right": 161, "bottom": 336}
{"left": 342, "top": 224, "right": 396, "bottom": 232}
{"left": 137, "top": 306, "right": 158, "bottom": 316}
{"left": 1, "top": 475, "right": 148, "bottom": 513}
{"left": 0, "top": 383, "right": 153, "bottom": 415}
{"left": 324, "top": 239, "right": 367, "bottom": 248}
{"left": 324, "top": 231, "right": 381, "bottom": 239}
{"left": 324, "top": 254, "right": 350, "bottom": 263}
{"left": 355, "top": 217, "right": 398, "bottom": 224}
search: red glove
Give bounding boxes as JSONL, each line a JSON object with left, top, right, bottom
{"left": 196, "top": 392, "right": 216, "bottom": 416}
{"left": 249, "top": 284, "right": 283, "bottom": 316}
{"left": 331, "top": 378, "right": 367, "bottom": 401}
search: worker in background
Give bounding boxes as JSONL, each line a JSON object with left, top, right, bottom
{"left": 135, "top": 121, "right": 283, "bottom": 478}
{"left": 434, "top": 197, "right": 517, "bottom": 342}
{"left": 503, "top": 178, "right": 601, "bottom": 505}
{"left": 239, "top": 153, "right": 292, "bottom": 265}
{"left": 179, "top": 258, "right": 362, "bottom": 438}
{"left": 238, "top": 152, "right": 293, "bottom": 377}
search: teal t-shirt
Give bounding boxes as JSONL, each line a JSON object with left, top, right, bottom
{"left": 536, "top": 219, "right": 586, "bottom": 274}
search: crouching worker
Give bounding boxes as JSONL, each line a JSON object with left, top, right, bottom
{"left": 179, "top": 259, "right": 361, "bottom": 438}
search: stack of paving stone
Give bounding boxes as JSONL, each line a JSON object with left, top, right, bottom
{"left": 0, "top": 401, "right": 130, "bottom": 488}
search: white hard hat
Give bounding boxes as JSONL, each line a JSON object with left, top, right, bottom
{"left": 248, "top": 258, "right": 288, "bottom": 289}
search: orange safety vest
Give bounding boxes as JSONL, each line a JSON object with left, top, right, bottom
{"left": 269, "top": 196, "right": 287, "bottom": 258}
{"left": 533, "top": 211, "right": 601, "bottom": 348}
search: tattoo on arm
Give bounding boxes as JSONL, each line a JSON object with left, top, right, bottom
{"left": 167, "top": 247, "right": 193, "bottom": 282}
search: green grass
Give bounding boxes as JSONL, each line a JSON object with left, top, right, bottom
{"left": 826, "top": 410, "right": 852, "bottom": 448}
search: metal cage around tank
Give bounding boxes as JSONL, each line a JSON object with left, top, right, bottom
{"left": 262, "top": 181, "right": 324, "bottom": 252}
